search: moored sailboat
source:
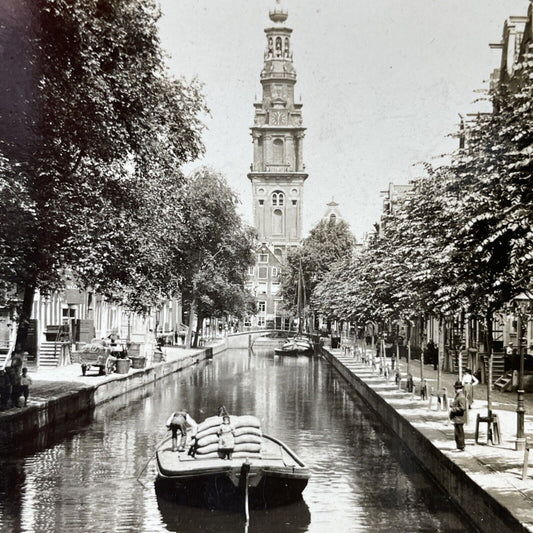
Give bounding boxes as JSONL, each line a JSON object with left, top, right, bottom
{"left": 274, "top": 263, "right": 313, "bottom": 356}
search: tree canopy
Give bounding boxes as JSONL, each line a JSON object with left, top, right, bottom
{"left": 178, "top": 167, "right": 256, "bottom": 346}
{"left": 312, "top": 50, "right": 533, "bottom": 330}
{"left": 280, "top": 218, "right": 356, "bottom": 315}
{"left": 0, "top": 0, "right": 208, "bottom": 346}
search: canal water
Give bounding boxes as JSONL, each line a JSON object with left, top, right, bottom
{"left": 0, "top": 348, "right": 474, "bottom": 533}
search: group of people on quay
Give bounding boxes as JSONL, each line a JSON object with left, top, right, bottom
{"left": 0, "top": 352, "right": 32, "bottom": 410}
{"left": 166, "top": 406, "right": 235, "bottom": 458}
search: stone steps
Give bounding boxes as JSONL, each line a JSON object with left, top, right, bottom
{"left": 39, "top": 341, "right": 61, "bottom": 367}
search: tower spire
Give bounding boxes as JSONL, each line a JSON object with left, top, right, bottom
{"left": 247, "top": 3, "right": 308, "bottom": 253}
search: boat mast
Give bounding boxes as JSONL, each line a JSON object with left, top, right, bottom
{"left": 298, "top": 261, "right": 306, "bottom": 335}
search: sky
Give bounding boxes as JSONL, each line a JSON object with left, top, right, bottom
{"left": 158, "top": 0, "right": 530, "bottom": 240}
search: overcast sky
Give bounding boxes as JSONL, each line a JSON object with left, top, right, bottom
{"left": 158, "top": 0, "right": 529, "bottom": 240}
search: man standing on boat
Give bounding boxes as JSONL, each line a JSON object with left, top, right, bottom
{"left": 166, "top": 410, "right": 198, "bottom": 452}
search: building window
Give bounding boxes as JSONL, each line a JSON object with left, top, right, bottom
{"left": 258, "top": 301, "right": 266, "bottom": 313}
{"left": 259, "top": 199, "right": 264, "bottom": 205}
{"left": 273, "top": 138, "right": 283, "bottom": 164}
{"left": 273, "top": 208, "right": 283, "bottom": 234}
{"left": 292, "top": 199, "right": 297, "bottom": 205}
{"left": 272, "top": 191, "right": 284, "bottom": 206}
{"left": 258, "top": 253, "right": 268, "bottom": 263}
{"left": 258, "top": 266, "right": 268, "bottom": 279}
{"left": 248, "top": 266, "right": 254, "bottom": 275}
{"left": 257, "top": 316, "right": 266, "bottom": 327}
{"left": 272, "top": 267, "right": 279, "bottom": 277}
{"left": 258, "top": 282, "right": 267, "bottom": 293}
{"left": 271, "top": 282, "right": 280, "bottom": 295}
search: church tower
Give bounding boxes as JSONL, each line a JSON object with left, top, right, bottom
{"left": 248, "top": 0, "right": 308, "bottom": 258}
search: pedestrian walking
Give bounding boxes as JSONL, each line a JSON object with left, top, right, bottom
{"left": 20, "top": 367, "right": 32, "bottom": 407}
{"left": 8, "top": 364, "right": 22, "bottom": 408}
{"left": 420, "top": 379, "right": 428, "bottom": 400}
{"left": 426, "top": 341, "right": 438, "bottom": 370}
{"left": 461, "top": 368, "right": 478, "bottom": 408}
{"left": 59, "top": 320, "right": 72, "bottom": 366}
{"left": 449, "top": 381, "right": 467, "bottom": 451}
{"left": 0, "top": 369, "right": 11, "bottom": 410}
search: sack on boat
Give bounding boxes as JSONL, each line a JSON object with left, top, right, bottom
{"left": 233, "top": 415, "right": 261, "bottom": 429}
{"left": 233, "top": 442, "right": 261, "bottom": 454}
{"left": 196, "top": 416, "right": 222, "bottom": 434}
{"left": 234, "top": 426, "right": 262, "bottom": 438}
{"left": 195, "top": 443, "right": 219, "bottom": 455}
{"left": 196, "top": 433, "right": 219, "bottom": 448}
{"left": 196, "top": 415, "right": 261, "bottom": 441}
{"left": 234, "top": 434, "right": 262, "bottom": 445}
{"left": 192, "top": 450, "right": 262, "bottom": 460}
{"left": 193, "top": 451, "right": 219, "bottom": 459}
{"left": 232, "top": 451, "right": 262, "bottom": 459}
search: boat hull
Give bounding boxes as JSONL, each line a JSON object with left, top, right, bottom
{"left": 155, "top": 466, "right": 309, "bottom": 510}
{"left": 274, "top": 347, "right": 313, "bottom": 356}
{"left": 274, "top": 338, "right": 314, "bottom": 356}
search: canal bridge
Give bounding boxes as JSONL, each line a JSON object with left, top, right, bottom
{"left": 225, "top": 329, "right": 288, "bottom": 349}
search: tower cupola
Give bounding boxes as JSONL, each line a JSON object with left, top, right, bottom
{"left": 269, "top": 0, "right": 288, "bottom": 24}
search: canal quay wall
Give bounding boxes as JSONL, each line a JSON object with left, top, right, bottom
{"left": 0, "top": 341, "right": 229, "bottom": 445}
{"left": 321, "top": 346, "right": 533, "bottom": 533}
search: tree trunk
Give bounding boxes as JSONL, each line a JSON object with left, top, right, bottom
{"left": 193, "top": 313, "right": 203, "bottom": 348}
{"left": 186, "top": 292, "right": 197, "bottom": 348}
{"left": 15, "top": 282, "right": 36, "bottom": 354}
{"left": 407, "top": 322, "right": 412, "bottom": 375}
{"left": 485, "top": 308, "right": 494, "bottom": 420}
{"left": 420, "top": 316, "right": 424, "bottom": 384}
{"left": 437, "top": 317, "right": 444, "bottom": 391}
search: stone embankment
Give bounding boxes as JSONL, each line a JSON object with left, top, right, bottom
{"left": 0, "top": 341, "right": 227, "bottom": 445}
{"left": 321, "top": 345, "right": 533, "bottom": 533}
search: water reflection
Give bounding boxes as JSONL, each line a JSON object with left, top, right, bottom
{"left": 0, "top": 348, "right": 474, "bottom": 532}
{"left": 157, "top": 493, "right": 311, "bottom": 533}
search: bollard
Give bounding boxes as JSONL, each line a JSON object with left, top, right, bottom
{"left": 406, "top": 373, "right": 413, "bottom": 393}
{"left": 421, "top": 381, "right": 428, "bottom": 402}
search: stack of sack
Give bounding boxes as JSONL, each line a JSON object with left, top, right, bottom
{"left": 194, "top": 415, "right": 262, "bottom": 459}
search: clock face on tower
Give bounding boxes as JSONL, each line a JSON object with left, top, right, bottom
{"left": 271, "top": 111, "right": 286, "bottom": 125}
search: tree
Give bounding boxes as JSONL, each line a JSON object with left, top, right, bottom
{"left": 0, "top": 0, "right": 207, "bottom": 349}
{"left": 178, "top": 167, "right": 255, "bottom": 347}
{"left": 280, "top": 218, "right": 356, "bottom": 317}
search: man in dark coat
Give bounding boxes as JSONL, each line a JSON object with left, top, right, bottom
{"left": 449, "top": 380, "right": 467, "bottom": 451}
{"left": 0, "top": 369, "right": 11, "bottom": 410}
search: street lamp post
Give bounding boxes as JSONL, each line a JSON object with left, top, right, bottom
{"left": 516, "top": 311, "right": 525, "bottom": 451}
{"left": 514, "top": 292, "right": 532, "bottom": 451}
